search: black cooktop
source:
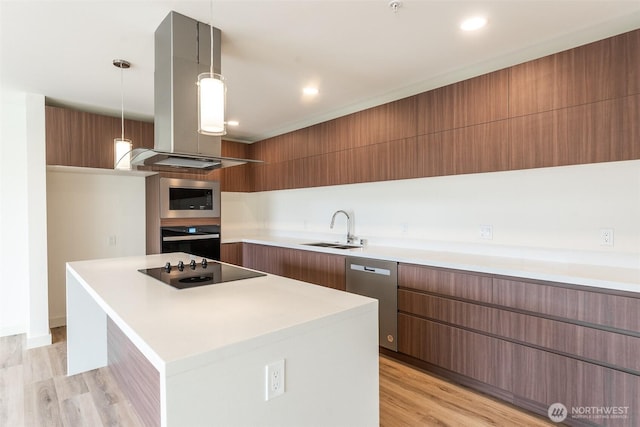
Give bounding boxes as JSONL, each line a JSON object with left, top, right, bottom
{"left": 139, "top": 259, "right": 266, "bottom": 290}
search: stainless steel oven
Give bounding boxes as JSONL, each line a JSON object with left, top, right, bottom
{"left": 161, "top": 225, "right": 221, "bottom": 260}
{"left": 160, "top": 178, "right": 220, "bottom": 219}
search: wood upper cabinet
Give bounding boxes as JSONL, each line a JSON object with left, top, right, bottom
{"left": 509, "top": 109, "right": 569, "bottom": 169}
{"left": 417, "top": 69, "right": 509, "bottom": 135}
{"left": 509, "top": 32, "right": 629, "bottom": 117}
{"left": 627, "top": 29, "right": 640, "bottom": 95}
{"left": 45, "top": 105, "right": 154, "bottom": 169}
{"left": 47, "top": 29, "right": 639, "bottom": 192}
{"left": 219, "top": 140, "right": 252, "bottom": 192}
{"left": 242, "top": 243, "right": 346, "bottom": 290}
{"left": 510, "top": 94, "right": 640, "bottom": 170}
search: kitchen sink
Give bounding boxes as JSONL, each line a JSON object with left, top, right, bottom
{"left": 304, "top": 242, "right": 363, "bottom": 250}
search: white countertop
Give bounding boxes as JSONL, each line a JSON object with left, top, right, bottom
{"left": 225, "top": 235, "right": 640, "bottom": 293}
{"left": 66, "top": 253, "right": 377, "bottom": 376}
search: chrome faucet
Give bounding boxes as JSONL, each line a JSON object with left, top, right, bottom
{"left": 330, "top": 210, "right": 356, "bottom": 244}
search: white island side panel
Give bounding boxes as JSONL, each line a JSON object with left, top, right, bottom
{"left": 66, "top": 268, "right": 107, "bottom": 375}
{"left": 165, "top": 302, "right": 379, "bottom": 427}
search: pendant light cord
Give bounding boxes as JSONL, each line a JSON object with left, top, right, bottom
{"left": 120, "top": 64, "right": 125, "bottom": 141}
{"left": 209, "top": 0, "right": 214, "bottom": 75}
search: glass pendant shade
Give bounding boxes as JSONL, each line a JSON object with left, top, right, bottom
{"left": 114, "top": 138, "right": 132, "bottom": 170}
{"left": 197, "top": 72, "right": 226, "bottom": 136}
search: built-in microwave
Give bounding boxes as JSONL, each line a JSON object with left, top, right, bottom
{"left": 159, "top": 178, "right": 220, "bottom": 219}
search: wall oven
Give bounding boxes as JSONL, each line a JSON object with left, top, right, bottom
{"left": 160, "top": 178, "right": 220, "bottom": 219}
{"left": 161, "top": 225, "right": 221, "bottom": 260}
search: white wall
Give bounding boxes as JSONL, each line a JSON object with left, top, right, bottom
{"left": 46, "top": 169, "right": 146, "bottom": 326}
{"left": 0, "top": 91, "right": 51, "bottom": 347}
{"left": 222, "top": 160, "right": 640, "bottom": 268}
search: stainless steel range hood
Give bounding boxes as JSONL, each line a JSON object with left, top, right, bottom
{"left": 131, "top": 11, "right": 258, "bottom": 170}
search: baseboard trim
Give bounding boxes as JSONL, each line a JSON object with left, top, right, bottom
{"left": 49, "top": 315, "right": 67, "bottom": 328}
{"left": 26, "top": 331, "right": 52, "bottom": 348}
{"left": 0, "top": 323, "right": 27, "bottom": 338}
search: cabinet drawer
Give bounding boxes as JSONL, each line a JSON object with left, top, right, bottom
{"left": 399, "top": 290, "right": 640, "bottom": 373}
{"left": 398, "top": 313, "right": 512, "bottom": 391}
{"left": 493, "top": 278, "right": 640, "bottom": 333}
{"left": 513, "top": 345, "right": 640, "bottom": 426}
{"left": 398, "top": 264, "right": 492, "bottom": 302}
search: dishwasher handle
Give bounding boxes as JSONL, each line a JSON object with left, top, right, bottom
{"left": 350, "top": 263, "right": 391, "bottom": 276}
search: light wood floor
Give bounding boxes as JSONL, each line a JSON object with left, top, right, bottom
{"left": 1, "top": 327, "right": 553, "bottom": 426}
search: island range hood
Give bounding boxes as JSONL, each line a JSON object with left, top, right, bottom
{"left": 131, "top": 11, "right": 259, "bottom": 170}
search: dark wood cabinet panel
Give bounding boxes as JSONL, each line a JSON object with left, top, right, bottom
{"left": 220, "top": 242, "right": 243, "bottom": 266}
{"left": 623, "top": 94, "right": 640, "bottom": 159}
{"left": 387, "top": 137, "right": 420, "bottom": 181}
{"left": 510, "top": 94, "right": 639, "bottom": 169}
{"left": 48, "top": 30, "right": 638, "bottom": 192}
{"left": 386, "top": 96, "right": 419, "bottom": 143}
{"left": 453, "top": 120, "right": 510, "bottom": 174}
{"left": 509, "top": 109, "right": 569, "bottom": 169}
{"left": 398, "top": 314, "right": 512, "bottom": 391}
{"left": 417, "top": 69, "right": 509, "bottom": 135}
{"left": 398, "top": 260, "right": 640, "bottom": 425}
{"left": 399, "top": 290, "right": 640, "bottom": 373}
{"left": 242, "top": 243, "right": 346, "bottom": 290}
{"left": 509, "top": 33, "right": 628, "bottom": 117}
{"left": 416, "top": 132, "right": 455, "bottom": 177}
{"left": 108, "top": 317, "right": 160, "bottom": 427}
{"left": 219, "top": 141, "right": 251, "bottom": 192}
{"left": 350, "top": 142, "right": 391, "bottom": 184}
{"left": 512, "top": 345, "right": 607, "bottom": 418}
{"left": 605, "top": 369, "right": 640, "bottom": 426}
{"left": 398, "top": 264, "right": 493, "bottom": 303}
{"left": 627, "top": 30, "right": 640, "bottom": 95}
{"left": 416, "top": 70, "right": 509, "bottom": 135}
{"left": 46, "top": 105, "right": 153, "bottom": 169}
{"left": 303, "top": 155, "right": 329, "bottom": 189}
{"left": 220, "top": 163, "right": 250, "bottom": 192}
{"left": 493, "top": 277, "right": 640, "bottom": 333}
{"left": 248, "top": 130, "right": 309, "bottom": 164}
{"left": 512, "top": 345, "right": 640, "bottom": 426}
{"left": 565, "top": 97, "right": 637, "bottom": 165}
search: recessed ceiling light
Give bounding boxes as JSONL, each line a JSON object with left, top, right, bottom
{"left": 460, "top": 16, "right": 487, "bottom": 32}
{"left": 227, "top": 120, "right": 239, "bottom": 126}
{"left": 303, "top": 87, "right": 319, "bottom": 96}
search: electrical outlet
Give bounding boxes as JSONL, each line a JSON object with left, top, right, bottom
{"left": 479, "top": 225, "right": 493, "bottom": 240}
{"left": 599, "top": 228, "right": 614, "bottom": 246}
{"left": 265, "top": 359, "right": 285, "bottom": 401}
{"left": 107, "top": 235, "right": 117, "bottom": 246}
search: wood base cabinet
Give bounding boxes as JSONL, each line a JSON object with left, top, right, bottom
{"left": 220, "top": 242, "right": 243, "bottom": 266}
{"left": 398, "top": 263, "right": 640, "bottom": 427}
{"left": 242, "top": 243, "right": 346, "bottom": 290}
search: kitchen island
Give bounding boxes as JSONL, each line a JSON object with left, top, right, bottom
{"left": 66, "top": 253, "right": 379, "bottom": 427}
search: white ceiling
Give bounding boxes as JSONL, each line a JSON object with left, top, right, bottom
{"left": 1, "top": 1, "right": 639, "bottom": 143}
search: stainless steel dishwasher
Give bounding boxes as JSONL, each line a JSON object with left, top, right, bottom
{"left": 345, "top": 256, "right": 398, "bottom": 351}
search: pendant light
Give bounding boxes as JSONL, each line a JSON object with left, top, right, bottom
{"left": 197, "top": 0, "right": 227, "bottom": 136}
{"left": 113, "top": 59, "right": 133, "bottom": 170}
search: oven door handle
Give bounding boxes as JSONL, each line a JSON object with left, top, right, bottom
{"left": 162, "top": 234, "right": 220, "bottom": 242}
